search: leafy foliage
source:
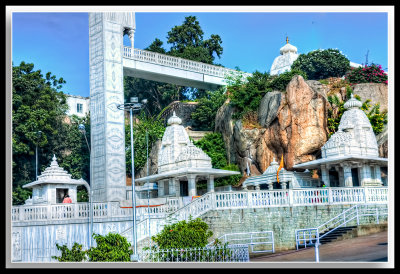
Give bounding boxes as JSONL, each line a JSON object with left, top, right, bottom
{"left": 12, "top": 62, "right": 70, "bottom": 201}
{"left": 150, "top": 217, "right": 213, "bottom": 249}
{"left": 52, "top": 233, "right": 133, "bottom": 262}
{"left": 268, "top": 69, "right": 308, "bottom": 91}
{"left": 227, "top": 70, "right": 270, "bottom": 119}
{"left": 125, "top": 111, "right": 166, "bottom": 175}
{"left": 194, "top": 133, "right": 242, "bottom": 188}
{"left": 291, "top": 48, "right": 351, "bottom": 80}
{"left": 327, "top": 91, "right": 387, "bottom": 136}
{"left": 226, "top": 69, "right": 307, "bottom": 119}
{"left": 345, "top": 63, "right": 388, "bottom": 86}
{"left": 86, "top": 233, "right": 133, "bottom": 262}
{"left": 52, "top": 243, "right": 87, "bottom": 262}
{"left": 125, "top": 16, "right": 225, "bottom": 116}
{"left": 191, "top": 87, "right": 228, "bottom": 130}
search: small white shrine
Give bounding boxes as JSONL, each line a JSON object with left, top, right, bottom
{"left": 293, "top": 94, "right": 388, "bottom": 187}
{"left": 22, "top": 155, "right": 89, "bottom": 204}
{"left": 270, "top": 37, "right": 299, "bottom": 76}
{"left": 135, "top": 112, "right": 240, "bottom": 198}
{"left": 242, "top": 158, "right": 319, "bottom": 190}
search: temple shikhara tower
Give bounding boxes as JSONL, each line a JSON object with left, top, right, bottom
{"left": 293, "top": 94, "right": 388, "bottom": 187}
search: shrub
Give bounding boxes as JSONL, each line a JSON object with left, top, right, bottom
{"left": 291, "top": 48, "right": 351, "bottom": 80}
{"left": 345, "top": 63, "right": 388, "bottom": 86}
{"left": 268, "top": 69, "right": 308, "bottom": 91}
{"left": 86, "top": 233, "right": 133, "bottom": 262}
{"left": 52, "top": 243, "right": 87, "bottom": 262}
{"left": 150, "top": 217, "right": 213, "bottom": 249}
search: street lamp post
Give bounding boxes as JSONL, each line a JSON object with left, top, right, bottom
{"left": 78, "top": 123, "right": 93, "bottom": 248}
{"left": 117, "top": 97, "right": 146, "bottom": 262}
{"left": 35, "top": 131, "right": 42, "bottom": 181}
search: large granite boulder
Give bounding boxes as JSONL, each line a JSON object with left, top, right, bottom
{"left": 258, "top": 91, "right": 281, "bottom": 128}
{"left": 216, "top": 75, "right": 330, "bottom": 174}
{"left": 352, "top": 83, "right": 388, "bottom": 111}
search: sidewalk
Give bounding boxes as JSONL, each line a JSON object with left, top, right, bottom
{"left": 250, "top": 231, "right": 388, "bottom": 262}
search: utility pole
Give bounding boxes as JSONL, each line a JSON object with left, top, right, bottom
{"left": 365, "top": 49, "right": 369, "bottom": 66}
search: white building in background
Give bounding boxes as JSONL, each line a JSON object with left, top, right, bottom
{"left": 66, "top": 95, "right": 90, "bottom": 118}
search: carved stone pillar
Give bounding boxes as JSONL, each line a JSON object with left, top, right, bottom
{"left": 281, "top": 182, "right": 287, "bottom": 189}
{"left": 268, "top": 182, "right": 273, "bottom": 190}
{"left": 255, "top": 184, "right": 260, "bottom": 191}
{"left": 127, "top": 28, "right": 135, "bottom": 49}
{"left": 341, "top": 163, "right": 353, "bottom": 187}
{"left": 158, "top": 180, "right": 165, "bottom": 197}
{"left": 359, "top": 164, "right": 372, "bottom": 186}
{"left": 320, "top": 165, "right": 330, "bottom": 187}
{"left": 187, "top": 174, "right": 197, "bottom": 197}
{"left": 174, "top": 178, "right": 180, "bottom": 197}
{"left": 374, "top": 165, "right": 382, "bottom": 185}
{"left": 168, "top": 178, "right": 175, "bottom": 196}
{"left": 207, "top": 175, "right": 215, "bottom": 193}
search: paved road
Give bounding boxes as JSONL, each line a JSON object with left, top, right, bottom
{"left": 251, "top": 231, "right": 388, "bottom": 262}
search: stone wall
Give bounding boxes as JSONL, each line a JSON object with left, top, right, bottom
{"left": 201, "top": 204, "right": 387, "bottom": 252}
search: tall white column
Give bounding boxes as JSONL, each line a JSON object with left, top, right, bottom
{"left": 187, "top": 174, "right": 197, "bottom": 197}
{"left": 89, "top": 13, "right": 129, "bottom": 202}
{"left": 207, "top": 175, "right": 215, "bottom": 193}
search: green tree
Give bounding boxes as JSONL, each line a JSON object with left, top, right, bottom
{"left": 194, "top": 133, "right": 242, "bottom": 189}
{"left": 291, "top": 48, "right": 351, "bottom": 80}
{"left": 12, "top": 62, "right": 68, "bottom": 190}
{"left": 227, "top": 70, "right": 271, "bottom": 119}
{"left": 125, "top": 111, "right": 166, "bottom": 175}
{"left": 191, "top": 87, "right": 227, "bottom": 131}
{"left": 125, "top": 15, "right": 225, "bottom": 115}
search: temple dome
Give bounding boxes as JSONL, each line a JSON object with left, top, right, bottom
{"left": 280, "top": 43, "right": 298, "bottom": 55}
{"left": 263, "top": 158, "right": 286, "bottom": 175}
{"left": 167, "top": 111, "right": 182, "bottom": 125}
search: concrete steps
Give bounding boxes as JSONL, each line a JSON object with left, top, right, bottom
{"left": 319, "top": 226, "right": 358, "bottom": 244}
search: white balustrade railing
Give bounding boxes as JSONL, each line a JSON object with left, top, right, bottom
{"left": 123, "top": 47, "right": 251, "bottom": 79}
{"left": 11, "top": 187, "right": 388, "bottom": 223}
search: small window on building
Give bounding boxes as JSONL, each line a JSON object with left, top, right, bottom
{"left": 77, "top": 103, "right": 83, "bottom": 113}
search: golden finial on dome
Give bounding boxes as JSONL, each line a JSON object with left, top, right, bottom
{"left": 286, "top": 36, "right": 289, "bottom": 44}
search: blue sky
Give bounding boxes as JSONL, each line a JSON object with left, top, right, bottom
{"left": 12, "top": 10, "right": 389, "bottom": 98}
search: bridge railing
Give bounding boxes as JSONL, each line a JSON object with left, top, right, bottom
{"left": 123, "top": 47, "right": 252, "bottom": 79}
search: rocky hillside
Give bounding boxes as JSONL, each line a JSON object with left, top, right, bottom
{"left": 215, "top": 75, "right": 388, "bottom": 175}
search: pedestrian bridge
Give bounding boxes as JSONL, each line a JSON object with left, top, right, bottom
{"left": 122, "top": 47, "right": 252, "bottom": 90}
